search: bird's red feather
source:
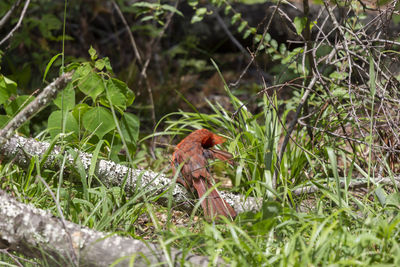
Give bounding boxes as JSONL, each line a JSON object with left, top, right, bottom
{"left": 172, "top": 129, "right": 236, "bottom": 220}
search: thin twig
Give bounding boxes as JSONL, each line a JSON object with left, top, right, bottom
{"left": 296, "top": 117, "right": 400, "bottom": 153}
{"left": 112, "top": 0, "right": 143, "bottom": 65}
{"left": 0, "top": 248, "right": 24, "bottom": 267}
{"left": 213, "top": 10, "right": 250, "bottom": 58}
{"left": 139, "top": 0, "right": 179, "bottom": 158}
{"left": 230, "top": 0, "right": 282, "bottom": 87}
{"left": 0, "top": 0, "right": 31, "bottom": 46}
{"left": 0, "top": 0, "right": 22, "bottom": 29}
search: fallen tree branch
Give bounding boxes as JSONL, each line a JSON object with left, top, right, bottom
{"left": 4, "top": 134, "right": 399, "bottom": 215}
{"left": 292, "top": 176, "right": 400, "bottom": 195}
{"left": 0, "top": 135, "right": 261, "bottom": 215}
{"left": 0, "top": 189, "right": 215, "bottom": 266}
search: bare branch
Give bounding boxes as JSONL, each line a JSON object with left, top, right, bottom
{"left": 0, "top": 0, "right": 23, "bottom": 29}
{"left": 230, "top": 0, "right": 282, "bottom": 87}
{"left": 0, "top": 0, "right": 31, "bottom": 46}
{"left": 111, "top": 0, "right": 142, "bottom": 65}
{"left": 213, "top": 10, "right": 249, "bottom": 57}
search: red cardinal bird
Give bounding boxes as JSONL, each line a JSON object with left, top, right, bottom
{"left": 172, "top": 129, "right": 237, "bottom": 220}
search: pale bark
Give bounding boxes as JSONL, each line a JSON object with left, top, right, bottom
{"left": 0, "top": 190, "right": 215, "bottom": 266}
{"left": 0, "top": 135, "right": 262, "bottom": 215}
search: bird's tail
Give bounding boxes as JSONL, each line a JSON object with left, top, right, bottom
{"left": 193, "top": 178, "right": 237, "bottom": 220}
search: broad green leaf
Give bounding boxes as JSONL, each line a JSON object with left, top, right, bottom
{"left": 120, "top": 112, "right": 140, "bottom": 144}
{"left": 332, "top": 88, "right": 347, "bottom": 98}
{"left": 0, "top": 75, "right": 17, "bottom": 105}
{"left": 53, "top": 83, "right": 75, "bottom": 111}
{"left": 72, "top": 103, "right": 90, "bottom": 123}
{"left": 110, "top": 78, "right": 135, "bottom": 106}
{"left": 393, "top": 14, "right": 400, "bottom": 24}
{"left": 104, "top": 91, "right": 126, "bottom": 109}
{"left": 78, "top": 71, "right": 104, "bottom": 101}
{"left": 252, "top": 218, "right": 276, "bottom": 235}
{"left": 100, "top": 78, "right": 135, "bottom": 109}
{"left": 95, "top": 59, "right": 105, "bottom": 71}
{"left": 42, "top": 14, "right": 62, "bottom": 30}
{"left": 74, "top": 63, "right": 91, "bottom": 78}
{"left": 48, "top": 110, "right": 79, "bottom": 140}
{"left": 104, "top": 79, "right": 128, "bottom": 108}
{"left": 3, "top": 95, "right": 31, "bottom": 135}
{"left": 82, "top": 107, "right": 116, "bottom": 139}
